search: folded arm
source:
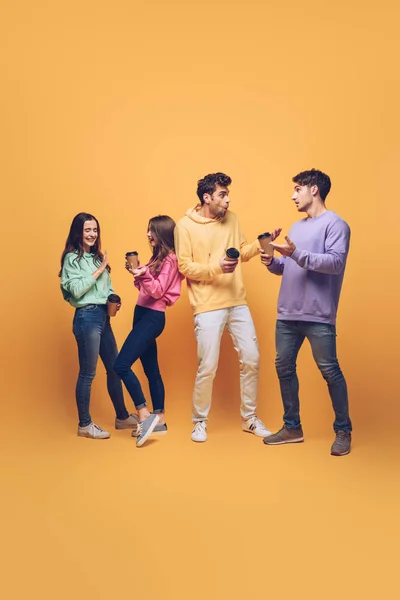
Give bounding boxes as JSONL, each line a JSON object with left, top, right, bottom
{"left": 61, "top": 255, "right": 97, "bottom": 299}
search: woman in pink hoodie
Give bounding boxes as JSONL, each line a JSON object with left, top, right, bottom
{"left": 114, "top": 215, "right": 183, "bottom": 447}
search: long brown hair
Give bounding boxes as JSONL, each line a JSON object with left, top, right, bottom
{"left": 58, "top": 212, "right": 110, "bottom": 277}
{"left": 147, "top": 215, "right": 176, "bottom": 275}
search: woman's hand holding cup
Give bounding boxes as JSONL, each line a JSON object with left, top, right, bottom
{"left": 132, "top": 266, "right": 146, "bottom": 277}
{"left": 125, "top": 257, "right": 141, "bottom": 275}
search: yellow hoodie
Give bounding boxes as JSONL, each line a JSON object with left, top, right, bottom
{"left": 174, "top": 205, "right": 260, "bottom": 315}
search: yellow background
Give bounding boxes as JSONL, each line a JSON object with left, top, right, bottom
{"left": 1, "top": 1, "right": 399, "bottom": 598}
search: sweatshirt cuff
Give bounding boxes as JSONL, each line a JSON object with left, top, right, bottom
{"left": 290, "top": 248, "right": 302, "bottom": 263}
{"left": 267, "top": 257, "right": 275, "bottom": 270}
{"left": 210, "top": 261, "right": 223, "bottom": 277}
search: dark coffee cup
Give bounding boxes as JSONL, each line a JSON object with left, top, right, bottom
{"left": 258, "top": 232, "right": 274, "bottom": 255}
{"left": 125, "top": 251, "right": 139, "bottom": 269}
{"left": 107, "top": 293, "right": 121, "bottom": 317}
{"left": 225, "top": 247, "right": 240, "bottom": 261}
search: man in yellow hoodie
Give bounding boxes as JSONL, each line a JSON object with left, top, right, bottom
{"left": 174, "top": 172, "right": 272, "bottom": 442}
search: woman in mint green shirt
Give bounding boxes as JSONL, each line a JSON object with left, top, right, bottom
{"left": 60, "top": 213, "right": 138, "bottom": 439}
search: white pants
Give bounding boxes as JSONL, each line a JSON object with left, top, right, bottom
{"left": 192, "top": 305, "right": 259, "bottom": 422}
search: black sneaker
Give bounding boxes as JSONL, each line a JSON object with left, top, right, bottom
{"left": 331, "top": 431, "right": 351, "bottom": 456}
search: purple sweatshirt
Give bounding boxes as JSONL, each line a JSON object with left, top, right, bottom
{"left": 268, "top": 210, "right": 350, "bottom": 325}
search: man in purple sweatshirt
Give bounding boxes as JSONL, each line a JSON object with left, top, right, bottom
{"left": 261, "top": 169, "right": 352, "bottom": 456}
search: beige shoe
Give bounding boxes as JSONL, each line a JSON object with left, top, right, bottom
{"left": 78, "top": 423, "right": 110, "bottom": 439}
{"left": 115, "top": 413, "right": 139, "bottom": 430}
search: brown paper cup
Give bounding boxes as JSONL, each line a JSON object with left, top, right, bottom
{"left": 107, "top": 294, "right": 121, "bottom": 317}
{"left": 126, "top": 252, "right": 139, "bottom": 269}
{"left": 258, "top": 233, "right": 274, "bottom": 255}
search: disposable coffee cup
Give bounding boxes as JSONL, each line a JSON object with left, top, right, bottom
{"left": 125, "top": 251, "right": 139, "bottom": 269}
{"left": 258, "top": 232, "right": 274, "bottom": 256}
{"left": 225, "top": 247, "right": 240, "bottom": 261}
{"left": 107, "top": 293, "right": 121, "bottom": 317}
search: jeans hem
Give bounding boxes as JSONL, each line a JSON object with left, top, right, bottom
{"left": 334, "top": 427, "right": 352, "bottom": 433}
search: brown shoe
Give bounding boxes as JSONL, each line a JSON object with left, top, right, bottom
{"left": 115, "top": 413, "right": 139, "bottom": 430}
{"left": 263, "top": 425, "right": 304, "bottom": 445}
{"left": 331, "top": 431, "right": 351, "bottom": 456}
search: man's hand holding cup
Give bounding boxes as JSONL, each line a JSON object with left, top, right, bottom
{"left": 259, "top": 228, "right": 282, "bottom": 267}
{"left": 220, "top": 247, "right": 239, "bottom": 273}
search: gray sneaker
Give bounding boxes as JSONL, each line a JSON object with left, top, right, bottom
{"left": 331, "top": 431, "right": 351, "bottom": 456}
{"left": 131, "top": 422, "right": 168, "bottom": 437}
{"left": 135, "top": 414, "right": 160, "bottom": 447}
{"left": 115, "top": 413, "right": 139, "bottom": 430}
{"left": 78, "top": 423, "right": 110, "bottom": 439}
{"left": 263, "top": 425, "right": 304, "bottom": 445}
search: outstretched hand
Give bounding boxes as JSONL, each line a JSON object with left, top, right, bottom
{"left": 270, "top": 236, "right": 296, "bottom": 256}
{"left": 269, "top": 228, "right": 282, "bottom": 242}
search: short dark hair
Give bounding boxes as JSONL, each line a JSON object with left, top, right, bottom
{"left": 197, "top": 172, "right": 232, "bottom": 204}
{"left": 292, "top": 169, "right": 331, "bottom": 201}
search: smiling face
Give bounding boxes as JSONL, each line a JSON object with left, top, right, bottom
{"left": 147, "top": 227, "right": 159, "bottom": 249}
{"left": 82, "top": 219, "right": 98, "bottom": 252}
{"left": 203, "top": 184, "right": 230, "bottom": 219}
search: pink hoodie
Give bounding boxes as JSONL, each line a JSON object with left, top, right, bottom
{"left": 134, "top": 253, "right": 183, "bottom": 312}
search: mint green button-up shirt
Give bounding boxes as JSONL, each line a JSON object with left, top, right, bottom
{"left": 61, "top": 252, "right": 113, "bottom": 308}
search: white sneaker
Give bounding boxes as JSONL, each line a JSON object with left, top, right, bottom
{"left": 191, "top": 421, "right": 207, "bottom": 443}
{"left": 78, "top": 423, "right": 110, "bottom": 439}
{"left": 242, "top": 416, "right": 272, "bottom": 438}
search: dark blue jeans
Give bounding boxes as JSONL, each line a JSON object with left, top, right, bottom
{"left": 114, "top": 305, "right": 166, "bottom": 412}
{"left": 275, "top": 320, "right": 352, "bottom": 432}
{"left": 73, "top": 304, "right": 129, "bottom": 427}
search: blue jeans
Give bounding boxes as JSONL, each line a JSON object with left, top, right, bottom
{"left": 275, "top": 320, "right": 352, "bottom": 432}
{"left": 73, "top": 304, "right": 129, "bottom": 427}
{"left": 114, "top": 305, "right": 166, "bottom": 412}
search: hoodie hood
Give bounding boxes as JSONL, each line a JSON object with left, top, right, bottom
{"left": 185, "top": 204, "right": 223, "bottom": 225}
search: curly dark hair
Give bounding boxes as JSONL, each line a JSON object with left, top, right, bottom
{"left": 292, "top": 169, "right": 331, "bottom": 201}
{"left": 196, "top": 172, "right": 232, "bottom": 204}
